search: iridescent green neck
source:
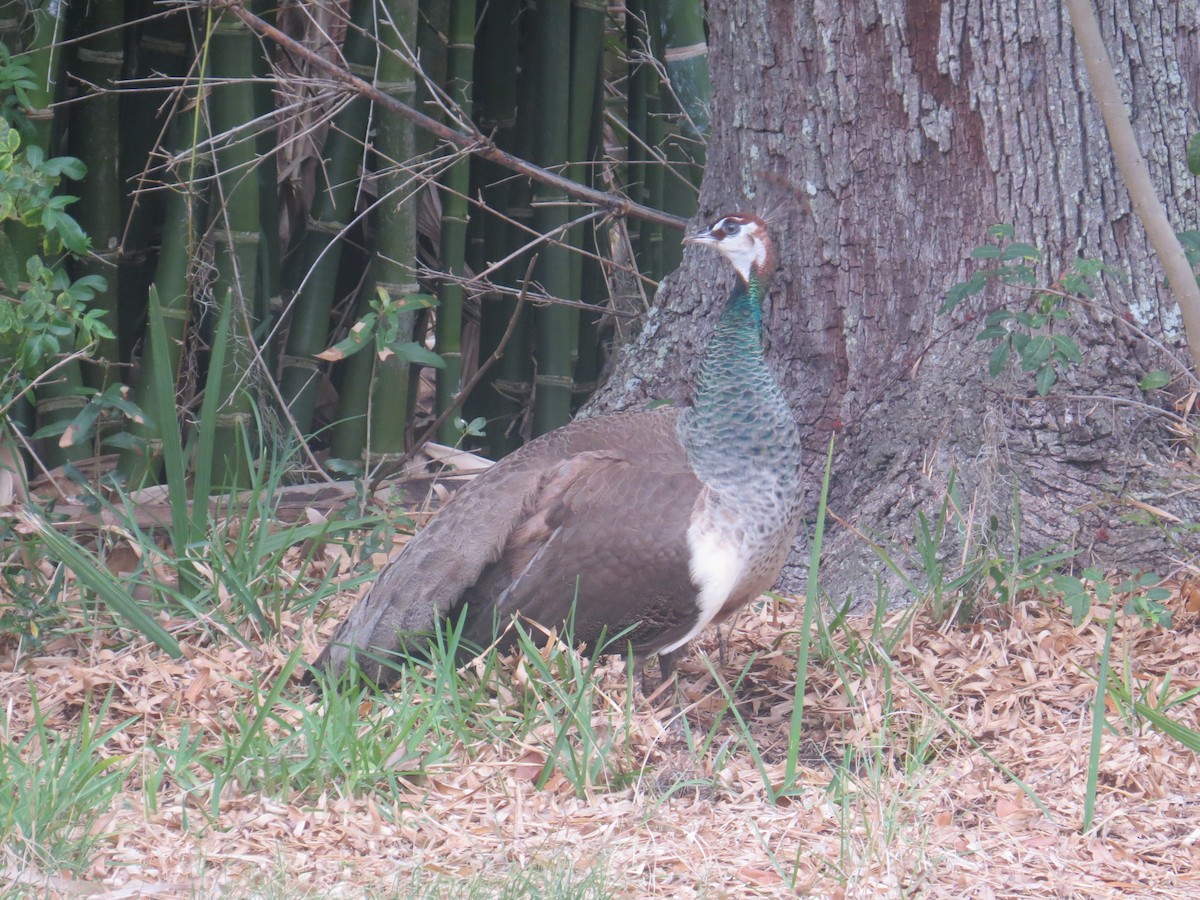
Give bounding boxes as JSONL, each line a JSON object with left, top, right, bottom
{"left": 679, "top": 271, "right": 799, "bottom": 491}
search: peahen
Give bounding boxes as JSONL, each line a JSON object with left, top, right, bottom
{"left": 309, "top": 211, "right": 803, "bottom": 687}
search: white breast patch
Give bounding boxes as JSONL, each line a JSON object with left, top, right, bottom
{"left": 660, "top": 516, "right": 745, "bottom": 654}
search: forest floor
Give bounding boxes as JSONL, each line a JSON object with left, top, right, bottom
{"left": 3, "top": 516, "right": 1200, "bottom": 898}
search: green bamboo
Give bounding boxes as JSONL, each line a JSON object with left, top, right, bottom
{"left": 530, "top": 0, "right": 577, "bottom": 436}
{"left": 637, "top": 1, "right": 665, "bottom": 281}
{"left": 117, "top": 5, "right": 192, "bottom": 368}
{"left": 656, "top": 0, "right": 708, "bottom": 273}
{"left": 415, "top": 0, "right": 449, "bottom": 160}
{"left": 660, "top": 0, "right": 711, "bottom": 151}
{"left": 252, "top": 0, "right": 280, "bottom": 336}
{"left": 433, "top": 0, "right": 475, "bottom": 444}
{"left": 280, "top": 0, "right": 378, "bottom": 435}
{"left": 67, "top": 0, "right": 123, "bottom": 389}
{"left": 471, "top": 0, "right": 527, "bottom": 457}
{"left": 116, "top": 109, "right": 210, "bottom": 487}
{"left": 624, "top": 2, "right": 653, "bottom": 277}
{"left": 567, "top": 0, "right": 606, "bottom": 409}
{"left": 206, "top": 9, "right": 263, "bottom": 488}
{"left": 330, "top": 0, "right": 419, "bottom": 467}
{"left": 0, "top": 1, "right": 22, "bottom": 53}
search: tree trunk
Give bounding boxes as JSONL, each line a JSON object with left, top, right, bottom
{"left": 590, "top": 0, "right": 1200, "bottom": 605}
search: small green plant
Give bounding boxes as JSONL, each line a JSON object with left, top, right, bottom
{"left": 315, "top": 288, "right": 441, "bottom": 368}
{"left": 1042, "top": 567, "right": 1171, "bottom": 627}
{"left": 942, "top": 223, "right": 1117, "bottom": 396}
{"left": 0, "top": 116, "right": 113, "bottom": 394}
{"left": 0, "top": 688, "right": 132, "bottom": 877}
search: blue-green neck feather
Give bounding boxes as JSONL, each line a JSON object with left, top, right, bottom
{"left": 679, "top": 271, "right": 801, "bottom": 493}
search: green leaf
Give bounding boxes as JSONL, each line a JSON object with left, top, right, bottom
{"left": 1189, "top": 132, "right": 1200, "bottom": 176}
{"left": 1049, "top": 573, "right": 1091, "bottom": 625}
{"left": 1035, "top": 364, "right": 1057, "bottom": 396}
{"left": 970, "top": 245, "right": 1002, "bottom": 260}
{"left": 42, "top": 208, "right": 90, "bottom": 254}
{"left": 988, "top": 341, "right": 1011, "bottom": 378}
{"left": 317, "top": 315, "right": 376, "bottom": 361}
{"left": 0, "top": 231, "right": 19, "bottom": 292}
{"left": 1000, "top": 242, "right": 1041, "bottom": 262}
{"left": 988, "top": 223, "right": 1016, "bottom": 241}
{"left": 1052, "top": 335, "right": 1082, "bottom": 364}
{"left": 22, "top": 513, "right": 180, "bottom": 655}
{"left": 45, "top": 156, "right": 86, "bottom": 181}
{"left": 941, "top": 272, "right": 989, "bottom": 312}
{"left": 60, "top": 400, "right": 102, "bottom": 448}
{"left": 400, "top": 293, "right": 438, "bottom": 310}
{"left": 389, "top": 341, "right": 446, "bottom": 369}
{"left": 976, "top": 325, "right": 1009, "bottom": 341}
{"left": 999, "top": 264, "right": 1038, "bottom": 286}
{"left": 1139, "top": 370, "right": 1170, "bottom": 390}
{"left": 1019, "top": 334, "right": 1053, "bottom": 371}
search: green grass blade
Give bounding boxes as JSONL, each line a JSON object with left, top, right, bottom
{"left": 189, "top": 291, "right": 231, "bottom": 538}
{"left": 1082, "top": 599, "right": 1117, "bottom": 833}
{"left": 145, "top": 286, "right": 198, "bottom": 595}
{"left": 784, "top": 435, "right": 835, "bottom": 787}
{"left": 18, "top": 509, "right": 181, "bottom": 656}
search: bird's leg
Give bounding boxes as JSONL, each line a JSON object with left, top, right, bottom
{"left": 633, "top": 643, "right": 688, "bottom": 702}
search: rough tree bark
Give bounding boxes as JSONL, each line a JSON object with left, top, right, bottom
{"left": 590, "top": 0, "right": 1200, "bottom": 605}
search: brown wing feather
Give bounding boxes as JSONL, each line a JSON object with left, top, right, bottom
{"left": 457, "top": 452, "right": 704, "bottom": 659}
{"left": 310, "top": 406, "right": 693, "bottom": 683}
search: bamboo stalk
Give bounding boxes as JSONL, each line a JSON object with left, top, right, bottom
{"left": 68, "top": 0, "right": 123, "bottom": 390}
{"left": 206, "top": 8, "right": 263, "bottom": 488}
{"left": 280, "top": 0, "right": 378, "bottom": 435}
{"left": 529, "top": 0, "right": 577, "bottom": 435}
{"left": 470, "top": 0, "right": 525, "bottom": 455}
{"left": 567, "top": 0, "right": 607, "bottom": 409}
{"left": 433, "top": 0, "right": 476, "bottom": 444}
{"left": 116, "top": 107, "right": 211, "bottom": 487}
{"left": 657, "top": 0, "right": 708, "bottom": 273}
{"left": 117, "top": 5, "right": 192, "bottom": 375}
{"left": 625, "top": 1, "right": 650, "bottom": 274}
{"left": 365, "top": 0, "right": 421, "bottom": 463}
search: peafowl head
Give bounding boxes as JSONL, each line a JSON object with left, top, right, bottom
{"left": 685, "top": 213, "right": 776, "bottom": 286}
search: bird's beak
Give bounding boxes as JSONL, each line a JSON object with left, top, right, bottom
{"left": 684, "top": 225, "right": 716, "bottom": 246}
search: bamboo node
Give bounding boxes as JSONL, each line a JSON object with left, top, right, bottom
{"left": 76, "top": 48, "right": 124, "bottom": 66}
{"left": 212, "top": 230, "right": 261, "bottom": 247}
{"left": 36, "top": 396, "right": 88, "bottom": 414}
{"left": 375, "top": 80, "right": 416, "bottom": 95}
{"left": 140, "top": 36, "right": 185, "bottom": 55}
{"left": 281, "top": 356, "right": 321, "bottom": 372}
{"left": 307, "top": 217, "right": 343, "bottom": 236}
{"left": 534, "top": 374, "right": 575, "bottom": 389}
{"left": 665, "top": 42, "right": 709, "bottom": 62}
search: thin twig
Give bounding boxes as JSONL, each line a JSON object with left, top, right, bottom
{"left": 221, "top": 1, "right": 688, "bottom": 233}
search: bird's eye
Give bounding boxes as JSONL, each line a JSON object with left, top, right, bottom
{"left": 721, "top": 221, "right": 741, "bottom": 237}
